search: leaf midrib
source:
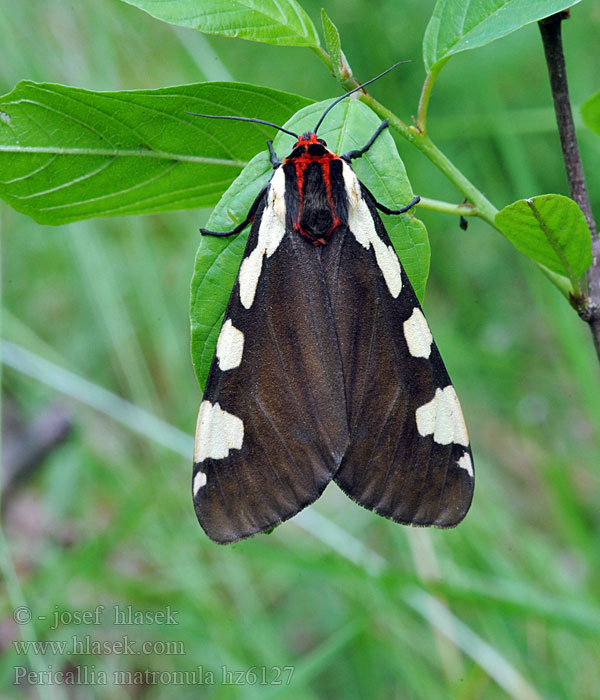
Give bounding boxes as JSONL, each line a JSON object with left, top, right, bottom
{"left": 0, "top": 145, "right": 246, "bottom": 167}
{"left": 525, "top": 198, "right": 577, "bottom": 287}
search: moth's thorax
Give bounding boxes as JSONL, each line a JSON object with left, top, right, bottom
{"left": 280, "top": 132, "right": 348, "bottom": 247}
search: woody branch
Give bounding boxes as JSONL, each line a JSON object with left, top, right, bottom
{"left": 539, "top": 10, "right": 600, "bottom": 363}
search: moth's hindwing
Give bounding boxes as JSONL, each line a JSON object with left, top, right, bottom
{"left": 193, "top": 168, "right": 349, "bottom": 544}
{"left": 326, "top": 162, "right": 474, "bottom": 527}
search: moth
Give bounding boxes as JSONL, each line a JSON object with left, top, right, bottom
{"left": 190, "top": 65, "right": 474, "bottom": 544}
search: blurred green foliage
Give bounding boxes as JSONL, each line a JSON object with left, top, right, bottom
{"left": 1, "top": 1, "right": 600, "bottom": 699}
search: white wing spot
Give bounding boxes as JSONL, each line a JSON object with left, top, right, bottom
{"left": 238, "top": 167, "right": 286, "bottom": 309}
{"left": 342, "top": 161, "right": 402, "bottom": 298}
{"left": 403, "top": 308, "right": 433, "bottom": 358}
{"left": 457, "top": 452, "right": 473, "bottom": 478}
{"left": 415, "top": 386, "right": 469, "bottom": 446}
{"left": 194, "top": 401, "right": 244, "bottom": 462}
{"left": 193, "top": 471, "right": 207, "bottom": 496}
{"left": 239, "top": 247, "right": 263, "bottom": 309}
{"left": 216, "top": 318, "right": 244, "bottom": 371}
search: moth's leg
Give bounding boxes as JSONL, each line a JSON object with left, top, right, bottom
{"left": 267, "top": 140, "right": 282, "bottom": 168}
{"left": 200, "top": 183, "right": 269, "bottom": 237}
{"left": 359, "top": 178, "right": 421, "bottom": 217}
{"left": 375, "top": 195, "right": 421, "bottom": 215}
{"left": 343, "top": 126, "right": 420, "bottom": 216}
{"left": 341, "top": 120, "right": 389, "bottom": 161}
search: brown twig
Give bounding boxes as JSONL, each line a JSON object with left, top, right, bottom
{"left": 539, "top": 11, "right": 600, "bottom": 362}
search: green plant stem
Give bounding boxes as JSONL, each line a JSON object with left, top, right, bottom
{"left": 311, "top": 49, "right": 486, "bottom": 221}
{"left": 310, "top": 46, "right": 335, "bottom": 77}
{"left": 311, "top": 46, "right": 368, "bottom": 98}
{"left": 312, "top": 50, "right": 584, "bottom": 312}
{"left": 311, "top": 54, "right": 586, "bottom": 309}
{"left": 417, "top": 62, "right": 446, "bottom": 135}
{"left": 418, "top": 197, "right": 476, "bottom": 217}
{"left": 406, "top": 133, "right": 499, "bottom": 228}
{"left": 359, "top": 94, "right": 499, "bottom": 227}
{"left": 310, "top": 48, "right": 498, "bottom": 227}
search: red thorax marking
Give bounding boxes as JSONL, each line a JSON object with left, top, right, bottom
{"left": 284, "top": 133, "right": 342, "bottom": 246}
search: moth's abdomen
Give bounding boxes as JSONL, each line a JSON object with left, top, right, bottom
{"left": 298, "top": 205, "right": 335, "bottom": 243}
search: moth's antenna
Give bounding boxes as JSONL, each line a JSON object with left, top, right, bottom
{"left": 313, "top": 61, "right": 410, "bottom": 134}
{"left": 185, "top": 113, "right": 299, "bottom": 140}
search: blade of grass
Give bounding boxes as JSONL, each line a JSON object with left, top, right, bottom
{"left": 170, "top": 25, "right": 235, "bottom": 81}
{"left": 0, "top": 530, "right": 67, "bottom": 700}
{"left": 260, "top": 620, "right": 362, "bottom": 700}
{"left": 293, "top": 509, "right": 386, "bottom": 575}
{"left": 405, "top": 590, "right": 543, "bottom": 700}
{"left": 68, "top": 224, "right": 162, "bottom": 411}
{"left": 1, "top": 340, "right": 191, "bottom": 456}
{"left": 0, "top": 223, "right": 64, "bottom": 700}
{"left": 405, "top": 529, "right": 464, "bottom": 683}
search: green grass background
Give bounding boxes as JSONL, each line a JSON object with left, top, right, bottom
{"left": 2, "top": 1, "right": 600, "bottom": 698}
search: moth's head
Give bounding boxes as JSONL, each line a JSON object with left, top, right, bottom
{"left": 287, "top": 132, "right": 329, "bottom": 159}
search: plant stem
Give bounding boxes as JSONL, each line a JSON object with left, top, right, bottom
{"left": 539, "top": 11, "right": 600, "bottom": 361}
{"left": 418, "top": 197, "right": 475, "bottom": 217}
{"left": 312, "top": 25, "right": 597, "bottom": 332}
{"left": 360, "top": 93, "right": 499, "bottom": 227}
{"left": 416, "top": 61, "right": 446, "bottom": 135}
{"left": 311, "top": 45, "right": 499, "bottom": 228}
{"left": 310, "top": 45, "right": 334, "bottom": 75}
{"left": 411, "top": 134, "right": 499, "bottom": 228}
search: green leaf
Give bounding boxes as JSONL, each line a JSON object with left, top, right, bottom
{"left": 581, "top": 91, "right": 600, "bottom": 136}
{"left": 121, "top": 0, "right": 320, "bottom": 47}
{"left": 423, "top": 0, "right": 582, "bottom": 73}
{"left": 190, "top": 151, "right": 272, "bottom": 391}
{"left": 191, "top": 98, "right": 428, "bottom": 389}
{"left": 321, "top": 9, "right": 344, "bottom": 80}
{"left": 0, "top": 81, "right": 310, "bottom": 224}
{"left": 495, "top": 194, "right": 592, "bottom": 292}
